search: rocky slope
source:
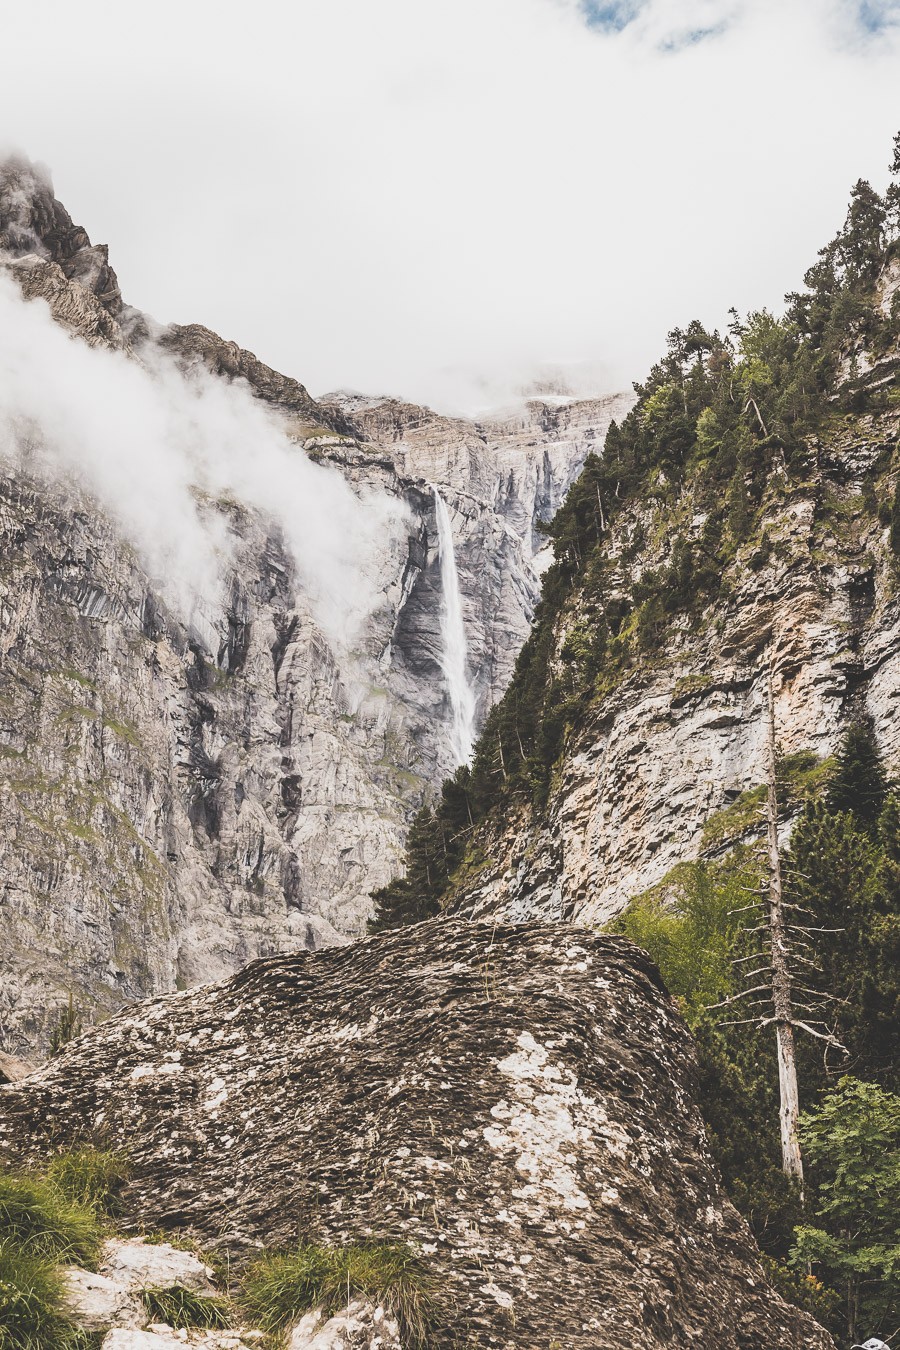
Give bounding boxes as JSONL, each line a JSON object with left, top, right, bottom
{"left": 0, "top": 155, "right": 630, "bottom": 1053}
{"left": 414, "top": 253, "right": 900, "bottom": 929}
{"left": 0, "top": 919, "right": 833, "bottom": 1350}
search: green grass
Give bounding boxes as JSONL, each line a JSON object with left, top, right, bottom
{"left": 239, "top": 1243, "right": 436, "bottom": 1348}
{"left": 140, "top": 1288, "right": 231, "bottom": 1329}
{"left": 0, "top": 1176, "right": 101, "bottom": 1269}
{"left": 701, "top": 784, "right": 767, "bottom": 848}
{"left": 45, "top": 1152, "right": 128, "bottom": 1217}
{"left": 0, "top": 1243, "right": 89, "bottom": 1350}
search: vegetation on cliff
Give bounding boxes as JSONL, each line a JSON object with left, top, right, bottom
{"left": 615, "top": 727, "right": 900, "bottom": 1342}
{"left": 371, "top": 136, "right": 900, "bottom": 1342}
{"left": 371, "top": 137, "right": 900, "bottom": 930}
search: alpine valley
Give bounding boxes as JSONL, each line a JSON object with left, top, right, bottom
{"left": 4, "top": 142, "right": 900, "bottom": 1350}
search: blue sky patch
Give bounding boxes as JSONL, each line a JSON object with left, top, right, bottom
{"left": 855, "top": 0, "right": 900, "bottom": 32}
{"left": 579, "top": 0, "right": 643, "bottom": 32}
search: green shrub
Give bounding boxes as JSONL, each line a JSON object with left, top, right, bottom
{"left": 240, "top": 1242, "right": 436, "bottom": 1348}
{"left": 45, "top": 1152, "right": 127, "bottom": 1217}
{"left": 761, "top": 1256, "right": 840, "bottom": 1332}
{"left": 0, "top": 1243, "right": 86, "bottom": 1350}
{"left": 140, "top": 1287, "right": 231, "bottom": 1329}
{"left": 0, "top": 1175, "right": 101, "bottom": 1268}
{"left": 610, "top": 860, "right": 754, "bottom": 1021}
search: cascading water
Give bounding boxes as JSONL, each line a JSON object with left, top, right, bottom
{"left": 432, "top": 486, "right": 476, "bottom": 765}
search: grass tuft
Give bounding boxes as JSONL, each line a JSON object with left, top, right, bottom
{"left": 0, "top": 1242, "right": 90, "bottom": 1350}
{"left": 45, "top": 1152, "right": 128, "bottom": 1217}
{"left": 240, "top": 1242, "right": 436, "bottom": 1348}
{"left": 0, "top": 1176, "right": 101, "bottom": 1269}
{"left": 140, "top": 1287, "right": 231, "bottom": 1330}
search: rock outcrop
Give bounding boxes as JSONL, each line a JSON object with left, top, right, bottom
{"left": 443, "top": 404, "right": 900, "bottom": 927}
{"left": 0, "top": 919, "right": 833, "bottom": 1349}
{"left": 0, "top": 155, "right": 630, "bottom": 1053}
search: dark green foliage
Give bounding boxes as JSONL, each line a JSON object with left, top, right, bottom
{"left": 0, "top": 1244, "right": 90, "bottom": 1350}
{"left": 890, "top": 475, "right": 900, "bottom": 554}
{"left": 240, "top": 1243, "right": 437, "bottom": 1348}
{"left": 785, "top": 805, "right": 900, "bottom": 1089}
{"left": 615, "top": 729, "right": 900, "bottom": 1333}
{"left": 0, "top": 1174, "right": 101, "bottom": 1269}
{"left": 791, "top": 1077, "right": 900, "bottom": 1343}
{"left": 825, "top": 724, "right": 890, "bottom": 826}
{"left": 611, "top": 861, "right": 749, "bottom": 1019}
{"left": 761, "top": 1256, "right": 840, "bottom": 1330}
{"left": 140, "top": 1288, "right": 230, "bottom": 1330}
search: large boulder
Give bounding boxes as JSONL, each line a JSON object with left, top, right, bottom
{"left": 0, "top": 919, "right": 834, "bottom": 1349}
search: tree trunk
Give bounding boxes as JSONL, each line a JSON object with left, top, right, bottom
{"left": 764, "top": 660, "right": 804, "bottom": 1185}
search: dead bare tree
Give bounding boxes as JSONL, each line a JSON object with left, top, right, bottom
{"left": 711, "top": 653, "right": 846, "bottom": 1188}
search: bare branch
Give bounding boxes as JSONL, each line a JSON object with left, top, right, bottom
{"left": 792, "top": 1020, "right": 848, "bottom": 1051}
{"left": 717, "top": 1015, "right": 776, "bottom": 1029}
{"left": 706, "top": 984, "right": 772, "bottom": 1010}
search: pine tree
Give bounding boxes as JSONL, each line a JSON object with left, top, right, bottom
{"left": 368, "top": 806, "right": 443, "bottom": 931}
{"left": 825, "top": 723, "right": 888, "bottom": 828}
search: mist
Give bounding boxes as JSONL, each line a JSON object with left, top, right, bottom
{"left": 0, "top": 272, "right": 407, "bottom": 649}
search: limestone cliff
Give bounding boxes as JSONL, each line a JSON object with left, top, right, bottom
{"left": 0, "top": 155, "right": 629, "bottom": 1053}
{"left": 0, "top": 919, "right": 833, "bottom": 1350}
{"left": 406, "top": 250, "right": 900, "bottom": 929}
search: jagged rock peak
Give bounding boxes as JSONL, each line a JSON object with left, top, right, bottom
{"left": 0, "top": 153, "right": 342, "bottom": 429}
{"left": 0, "top": 153, "right": 125, "bottom": 317}
{"left": 0, "top": 919, "right": 832, "bottom": 1349}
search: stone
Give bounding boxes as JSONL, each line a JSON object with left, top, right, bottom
{"left": 0, "top": 920, "right": 833, "bottom": 1349}
{"left": 0, "top": 1050, "right": 33, "bottom": 1083}
{"left": 102, "top": 1331, "right": 184, "bottom": 1350}
{"left": 62, "top": 1267, "right": 144, "bottom": 1330}
{"left": 442, "top": 402, "right": 900, "bottom": 929}
{"left": 288, "top": 1302, "right": 401, "bottom": 1350}
{"left": 99, "top": 1239, "right": 217, "bottom": 1294}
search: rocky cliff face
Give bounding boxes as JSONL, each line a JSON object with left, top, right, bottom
{"left": 0, "top": 919, "right": 833, "bottom": 1350}
{"left": 436, "top": 260, "right": 900, "bottom": 929}
{"left": 0, "top": 156, "right": 630, "bottom": 1053}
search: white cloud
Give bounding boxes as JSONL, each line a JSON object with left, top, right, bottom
{"left": 0, "top": 273, "right": 406, "bottom": 648}
{"left": 0, "top": 0, "right": 899, "bottom": 412}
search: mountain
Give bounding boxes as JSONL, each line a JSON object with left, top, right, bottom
{"left": 379, "top": 176, "right": 900, "bottom": 930}
{"left": 0, "top": 154, "right": 630, "bottom": 1053}
{"left": 369, "top": 162, "right": 900, "bottom": 1345}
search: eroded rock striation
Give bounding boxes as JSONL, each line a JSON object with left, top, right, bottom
{"left": 0, "top": 919, "right": 832, "bottom": 1350}
{"left": 0, "top": 156, "right": 629, "bottom": 1052}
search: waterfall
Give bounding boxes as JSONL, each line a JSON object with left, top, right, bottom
{"left": 432, "top": 486, "right": 476, "bottom": 765}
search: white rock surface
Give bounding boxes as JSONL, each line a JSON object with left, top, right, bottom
{"left": 288, "top": 1302, "right": 401, "bottom": 1350}
{"left": 63, "top": 1267, "right": 144, "bottom": 1330}
{"left": 99, "top": 1239, "right": 217, "bottom": 1294}
{"left": 102, "top": 1331, "right": 186, "bottom": 1350}
{"left": 447, "top": 408, "right": 900, "bottom": 927}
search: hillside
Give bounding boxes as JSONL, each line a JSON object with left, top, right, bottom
{"left": 373, "top": 168, "right": 900, "bottom": 928}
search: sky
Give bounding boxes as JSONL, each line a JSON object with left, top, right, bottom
{"left": 2, "top": 0, "right": 900, "bottom": 413}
